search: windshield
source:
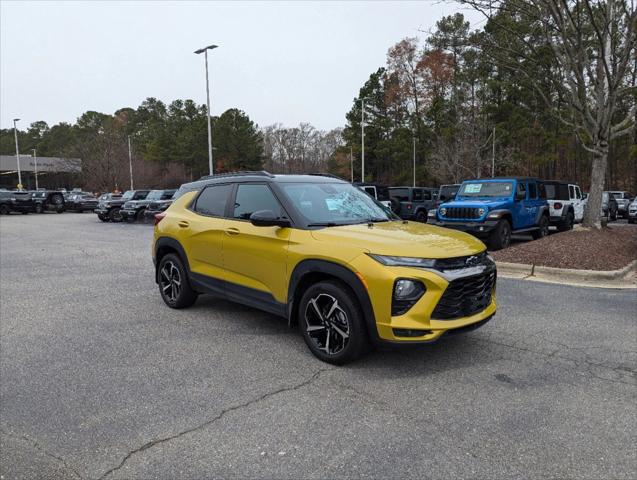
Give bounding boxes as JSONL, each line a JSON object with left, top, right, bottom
{"left": 121, "top": 191, "right": 134, "bottom": 200}
{"left": 280, "top": 182, "right": 395, "bottom": 226}
{"left": 459, "top": 181, "right": 513, "bottom": 197}
{"left": 146, "top": 190, "right": 164, "bottom": 200}
{"left": 611, "top": 192, "right": 627, "bottom": 199}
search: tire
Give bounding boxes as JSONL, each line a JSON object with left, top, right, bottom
{"left": 415, "top": 210, "right": 427, "bottom": 222}
{"left": 488, "top": 219, "right": 512, "bottom": 251}
{"left": 97, "top": 214, "right": 109, "bottom": 222}
{"left": 50, "top": 193, "right": 64, "bottom": 206}
{"left": 298, "top": 280, "right": 369, "bottom": 365}
{"left": 556, "top": 211, "right": 573, "bottom": 232}
{"left": 35, "top": 203, "right": 43, "bottom": 214}
{"left": 531, "top": 215, "right": 550, "bottom": 239}
{"left": 157, "top": 253, "right": 198, "bottom": 308}
{"left": 109, "top": 208, "right": 122, "bottom": 222}
{"left": 136, "top": 209, "right": 146, "bottom": 223}
{"left": 0, "top": 205, "right": 9, "bottom": 215}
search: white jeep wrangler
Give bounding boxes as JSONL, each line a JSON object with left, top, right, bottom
{"left": 542, "top": 181, "right": 586, "bottom": 231}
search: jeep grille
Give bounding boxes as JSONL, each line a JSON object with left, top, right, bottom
{"left": 442, "top": 207, "right": 481, "bottom": 219}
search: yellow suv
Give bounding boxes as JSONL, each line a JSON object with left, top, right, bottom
{"left": 153, "top": 172, "right": 497, "bottom": 364}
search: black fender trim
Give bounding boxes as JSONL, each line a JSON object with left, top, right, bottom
{"left": 533, "top": 205, "right": 550, "bottom": 224}
{"left": 154, "top": 237, "right": 191, "bottom": 280}
{"left": 486, "top": 209, "right": 512, "bottom": 222}
{"left": 287, "top": 259, "right": 380, "bottom": 343}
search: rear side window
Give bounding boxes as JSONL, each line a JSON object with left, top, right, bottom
{"left": 363, "top": 187, "right": 376, "bottom": 198}
{"left": 412, "top": 189, "right": 423, "bottom": 201}
{"left": 423, "top": 190, "right": 432, "bottom": 200}
{"left": 569, "top": 185, "right": 575, "bottom": 199}
{"left": 528, "top": 182, "right": 537, "bottom": 199}
{"left": 233, "top": 184, "right": 282, "bottom": 220}
{"left": 575, "top": 186, "right": 582, "bottom": 199}
{"left": 194, "top": 184, "right": 232, "bottom": 216}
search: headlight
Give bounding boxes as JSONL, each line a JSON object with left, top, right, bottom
{"left": 368, "top": 254, "right": 436, "bottom": 268}
{"left": 478, "top": 207, "right": 486, "bottom": 216}
{"left": 392, "top": 279, "right": 426, "bottom": 316}
{"left": 439, "top": 207, "right": 447, "bottom": 216}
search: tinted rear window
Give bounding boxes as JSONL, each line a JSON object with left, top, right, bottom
{"left": 544, "top": 184, "right": 569, "bottom": 200}
{"left": 194, "top": 184, "right": 232, "bottom": 216}
{"left": 389, "top": 188, "right": 409, "bottom": 201}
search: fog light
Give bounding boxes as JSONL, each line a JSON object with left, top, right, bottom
{"left": 393, "top": 328, "right": 433, "bottom": 338}
{"left": 392, "top": 279, "right": 426, "bottom": 316}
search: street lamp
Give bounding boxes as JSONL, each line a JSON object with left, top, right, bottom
{"left": 13, "top": 118, "right": 22, "bottom": 189}
{"left": 127, "top": 135, "right": 134, "bottom": 190}
{"left": 412, "top": 136, "right": 416, "bottom": 188}
{"left": 32, "top": 149, "right": 38, "bottom": 190}
{"left": 194, "top": 44, "right": 218, "bottom": 176}
{"left": 360, "top": 97, "right": 370, "bottom": 183}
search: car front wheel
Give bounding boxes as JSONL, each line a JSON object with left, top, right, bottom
{"left": 158, "top": 253, "right": 198, "bottom": 308}
{"left": 109, "top": 208, "right": 122, "bottom": 222}
{"left": 299, "top": 280, "right": 368, "bottom": 365}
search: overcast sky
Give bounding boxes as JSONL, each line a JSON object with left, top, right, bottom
{"left": 1, "top": 1, "right": 481, "bottom": 131}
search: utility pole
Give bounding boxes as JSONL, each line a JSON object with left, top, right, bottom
{"left": 13, "top": 118, "right": 22, "bottom": 189}
{"left": 194, "top": 44, "right": 218, "bottom": 176}
{"left": 32, "top": 149, "right": 38, "bottom": 190}
{"left": 491, "top": 125, "right": 496, "bottom": 178}
{"left": 127, "top": 135, "right": 134, "bottom": 190}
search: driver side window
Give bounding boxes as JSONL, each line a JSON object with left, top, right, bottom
{"left": 516, "top": 182, "right": 527, "bottom": 200}
{"left": 233, "top": 184, "right": 283, "bottom": 220}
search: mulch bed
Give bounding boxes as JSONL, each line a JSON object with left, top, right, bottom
{"left": 491, "top": 225, "right": 637, "bottom": 271}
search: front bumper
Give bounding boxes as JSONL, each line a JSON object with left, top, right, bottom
{"left": 120, "top": 208, "right": 138, "bottom": 220}
{"left": 426, "top": 219, "right": 498, "bottom": 238}
{"left": 94, "top": 208, "right": 109, "bottom": 215}
{"left": 350, "top": 254, "right": 497, "bottom": 345}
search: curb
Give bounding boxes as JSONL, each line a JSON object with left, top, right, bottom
{"left": 496, "top": 259, "right": 637, "bottom": 288}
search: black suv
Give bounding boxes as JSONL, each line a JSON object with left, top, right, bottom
{"left": 121, "top": 189, "right": 176, "bottom": 223}
{"left": 388, "top": 187, "right": 437, "bottom": 222}
{"left": 30, "top": 190, "right": 66, "bottom": 213}
{"left": 0, "top": 191, "right": 37, "bottom": 214}
{"left": 95, "top": 190, "right": 149, "bottom": 222}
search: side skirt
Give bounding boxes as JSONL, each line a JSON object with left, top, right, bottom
{"left": 189, "top": 272, "right": 287, "bottom": 319}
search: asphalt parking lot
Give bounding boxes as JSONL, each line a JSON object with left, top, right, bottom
{"left": 1, "top": 213, "right": 636, "bottom": 479}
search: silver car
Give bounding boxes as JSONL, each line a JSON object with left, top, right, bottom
{"left": 628, "top": 199, "right": 637, "bottom": 224}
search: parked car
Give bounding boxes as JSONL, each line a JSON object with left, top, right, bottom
{"left": 65, "top": 192, "right": 99, "bottom": 212}
{"left": 144, "top": 190, "right": 180, "bottom": 221}
{"left": 30, "top": 190, "right": 66, "bottom": 213}
{"left": 609, "top": 191, "right": 633, "bottom": 218}
{"left": 121, "top": 189, "right": 176, "bottom": 223}
{"left": 0, "top": 191, "right": 37, "bottom": 214}
{"left": 628, "top": 199, "right": 637, "bottom": 224}
{"left": 388, "top": 186, "right": 437, "bottom": 222}
{"left": 354, "top": 182, "right": 392, "bottom": 209}
{"left": 428, "top": 177, "right": 550, "bottom": 250}
{"left": 542, "top": 181, "right": 585, "bottom": 231}
{"left": 153, "top": 171, "right": 496, "bottom": 364}
{"left": 94, "top": 190, "right": 149, "bottom": 222}
{"left": 434, "top": 184, "right": 461, "bottom": 209}
{"left": 602, "top": 192, "right": 618, "bottom": 221}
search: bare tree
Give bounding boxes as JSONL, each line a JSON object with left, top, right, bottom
{"left": 461, "top": 0, "right": 636, "bottom": 228}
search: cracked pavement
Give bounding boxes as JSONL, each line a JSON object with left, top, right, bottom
{"left": 1, "top": 213, "right": 636, "bottom": 479}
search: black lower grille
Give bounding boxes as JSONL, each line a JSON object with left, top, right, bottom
{"left": 443, "top": 207, "right": 481, "bottom": 219}
{"left": 432, "top": 269, "right": 496, "bottom": 320}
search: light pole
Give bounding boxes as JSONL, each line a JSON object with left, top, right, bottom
{"left": 491, "top": 125, "right": 496, "bottom": 178}
{"left": 360, "top": 97, "right": 370, "bottom": 183}
{"left": 412, "top": 136, "right": 416, "bottom": 187}
{"left": 127, "top": 135, "right": 134, "bottom": 190}
{"left": 32, "top": 149, "right": 38, "bottom": 190}
{"left": 194, "top": 44, "right": 218, "bottom": 176}
{"left": 13, "top": 118, "right": 22, "bottom": 189}
{"left": 350, "top": 146, "right": 354, "bottom": 183}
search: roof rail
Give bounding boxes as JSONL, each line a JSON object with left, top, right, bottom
{"left": 198, "top": 170, "right": 274, "bottom": 180}
{"left": 307, "top": 172, "right": 346, "bottom": 181}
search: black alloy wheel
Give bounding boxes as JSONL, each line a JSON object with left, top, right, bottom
{"left": 158, "top": 253, "right": 198, "bottom": 308}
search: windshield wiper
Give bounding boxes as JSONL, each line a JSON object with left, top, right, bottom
{"left": 307, "top": 222, "right": 340, "bottom": 227}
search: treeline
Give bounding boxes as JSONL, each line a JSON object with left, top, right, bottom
{"left": 0, "top": 99, "right": 342, "bottom": 191}
{"left": 333, "top": 8, "right": 635, "bottom": 192}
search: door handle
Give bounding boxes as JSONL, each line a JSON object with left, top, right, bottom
{"left": 226, "top": 227, "right": 240, "bottom": 235}
{"left": 178, "top": 220, "right": 190, "bottom": 228}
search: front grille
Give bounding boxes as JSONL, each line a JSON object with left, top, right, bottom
{"left": 124, "top": 201, "right": 134, "bottom": 209}
{"left": 432, "top": 269, "right": 496, "bottom": 320}
{"left": 443, "top": 207, "right": 481, "bottom": 219}
{"left": 148, "top": 202, "right": 160, "bottom": 209}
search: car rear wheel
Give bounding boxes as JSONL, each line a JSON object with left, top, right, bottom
{"left": 299, "top": 280, "right": 368, "bottom": 365}
{"left": 488, "top": 219, "right": 511, "bottom": 251}
{"left": 109, "top": 208, "right": 122, "bottom": 222}
{"left": 415, "top": 210, "right": 427, "bottom": 222}
{"left": 158, "top": 253, "right": 198, "bottom": 308}
{"left": 532, "top": 215, "right": 550, "bottom": 239}
{"left": 557, "top": 211, "right": 574, "bottom": 232}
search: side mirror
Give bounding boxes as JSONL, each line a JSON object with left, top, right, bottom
{"left": 249, "top": 210, "right": 291, "bottom": 228}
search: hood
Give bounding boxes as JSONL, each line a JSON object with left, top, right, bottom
{"left": 442, "top": 197, "right": 510, "bottom": 209}
{"left": 310, "top": 221, "right": 485, "bottom": 258}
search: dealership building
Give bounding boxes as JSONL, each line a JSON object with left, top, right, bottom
{"left": 0, "top": 155, "right": 81, "bottom": 190}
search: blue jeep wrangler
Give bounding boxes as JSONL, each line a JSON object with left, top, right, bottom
{"left": 427, "top": 177, "right": 550, "bottom": 250}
